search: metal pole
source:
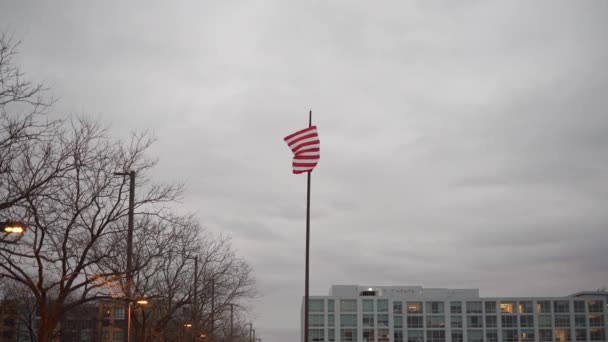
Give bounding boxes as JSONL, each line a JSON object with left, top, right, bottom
{"left": 248, "top": 324, "right": 252, "bottom": 342}
{"left": 127, "top": 303, "right": 132, "bottom": 342}
{"left": 253, "top": 329, "right": 255, "bottom": 342}
{"left": 304, "top": 110, "right": 312, "bottom": 342}
{"left": 193, "top": 256, "right": 199, "bottom": 340}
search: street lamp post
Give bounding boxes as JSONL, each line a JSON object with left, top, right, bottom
{"left": 245, "top": 323, "right": 253, "bottom": 342}
{"left": 114, "top": 171, "right": 136, "bottom": 342}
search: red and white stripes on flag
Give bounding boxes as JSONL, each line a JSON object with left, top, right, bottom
{"left": 284, "top": 126, "right": 320, "bottom": 174}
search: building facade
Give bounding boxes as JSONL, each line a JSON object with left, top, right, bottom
{"left": 302, "top": 285, "right": 607, "bottom": 342}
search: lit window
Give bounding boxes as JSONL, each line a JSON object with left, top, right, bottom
{"left": 520, "top": 329, "right": 534, "bottom": 342}
{"left": 537, "top": 300, "right": 551, "bottom": 313}
{"left": 407, "top": 302, "right": 422, "bottom": 314}
{"left": 500, "top": 302, "right": 515, "bottom": 314}
{"left": 518, "top": 301, "right": 533, "bottom": 314}
{"left": 555, "top": 328, "right": 571, "bottom": 341}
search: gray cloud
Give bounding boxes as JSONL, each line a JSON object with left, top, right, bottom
{"left": 2, "top": 1, "right": 608, "bottom": 341}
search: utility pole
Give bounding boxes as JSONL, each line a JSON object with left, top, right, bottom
{"left": 253, "top": 329, "right": 255, "bottom": 342}
{"left": 210, "top": 278, "right": 215, "bottom": 342}
{"left": 115, "top": 171, "right": 135, "bottom": 342}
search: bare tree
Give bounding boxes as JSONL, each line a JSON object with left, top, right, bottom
{"left": 0, "top": 34, "right": 63, "bottom": 213}
{"left": 0, "top": 117, "right": 182, "bottom": 342}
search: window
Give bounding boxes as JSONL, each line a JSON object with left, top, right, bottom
{"left": 539, "top": 315, "right": 552, "bottom": 327}
{"left": 555, "top": 315, "right": 571, "bottom": 327}
{"left": 452, "top": 330, "right": 463, "bottom": 342}
{"left": 520, "top": 329, "right": 534, "bottom": 342}
{"left": 377, "top": 329, "right": 389, "bottom": 342}
{"left": 451, "top": 316, "right": 462, "bottom": 328}
{"left": 555, "top": 328, "right": 571, "bottom": 341}
{"left": 502, "top": 329, "right": 518, "bottom": 342}
{"left": 112, "top": 331, "right": 124, "bottom": 340}
{"left": 554, "top": 301, "right": 570, "bottom": 313}
{"left": 394, "top": 301, "right": 403, "bottom": 314}
{"left": 310, "top": 300, "right": 325, "bottom": 312}
{"left": 102, "top": 330, "right": 110, "bottom": 341}
{"left": 310, "top": 314, "right": 324, "bottom": 327}
{"left": 574, "top": 301, "right": 585, "bottom": 313}
{"left": 486, "top": 330, "right": 498, "bottom": 342}
{"left": 80, "top": 329, "right": 91, "bottom": 342}
{"left": 485, "top": 301, "right": 496, "bottom": 314}
{"left": 451, "top": 301, "right": 462, "bottom": 314}
{"left": 467, "top": 330, "right": 483, "bottom": 342}
{"left": 575, "top": 315, "right": 586, "bottom": 327}
{"left": 407, "top": 316, "right": 424, "bottom": 329}
{"left": 328, "top": 329, "right": 335, "bottom": 342}
{"left": 363, "top": 300, "right": 374, "bottom": 312}
{"left": 328, "top": 314, "right": 335, "bottom": 327}
{"left": 576, "top": 329, "right": 587, "bottom": 341}
{"left": 407, "top": 302, "right": 423, "bottom": 314}
{"left": 589, "top": 314, "right": 604, "bottom": 327}
{"left": 340, "top": 329, "right": 356, "bottom": 342}
{"left": 426, "top": 316, "right": 445, "bottom": 328}
{"left": 539, "top": 329, "right": 553, "bottom": 341}
{"left": 377, "top": 300, "right": 388, "bottom": 312}
{"left": 307, "top": 315, "right": 324, "bottom": 329}
{"left": 114, "top": 308, "right": 125, "bottom": 320}
{"left": 363, "top": 329, "right": 375, "bottom": 342}
{"left": 363, "top": 314, "right": 374, "bottom": 327}
{"left": 501, "top": 315, "right": 517, "bottom": 328}
{"left": 537, "top": 300, "right": 551, "bottom": 313}
{"left": 426, "top": 302, "right": 444, "bottom": 314}
{"left": 485, "top": 315, "right": 497, "bottom": 328}
{"left": 426, "top": 330, "right": 445, "bottom": 342}
{"left": 328, "top": 300, "right": 335, "bottom": 312}
{"left": 408, "top": 330, "right": 424, "bottom": 342}
{"left": 590, "top": 328, "right": 605, "bottom": 341}
{"left": 518, "top": 301, "right": 533, "bottom": 314}
{"left": 394, "top": 330, "right": 404, "bottom": 342}
{"left": 466, "top": 302, "right": 482, "bottom": 314}
{"left": 520, "top": 315, "right": 534, "bottom": 328}
{"left": 340, "top": 314, "right": 357, "bottom": 327}
{"left": 500, "top": 302, "right": 516, "bottom": 314}
{"left": 394, "top": 315, "right": 403, "bottom": 328}
{"left": 310, "top": 329, "right": 325, "bottom": 342}
{"left": 589, "top": 300, "right": 604, "bottom": 313}
{"left": 340, "top": 300, "right": 356, "bottom": 312}
{"left": 466, "top": 316, "right": 482, "bottom": 328}
{"left": 377, "top": 314, "right": 389, "bottom": 328}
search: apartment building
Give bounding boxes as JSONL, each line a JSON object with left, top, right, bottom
{"left": 302, "top": 285, "right": 607, "bottom": 342}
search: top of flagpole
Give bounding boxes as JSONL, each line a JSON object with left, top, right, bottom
{"left": 309, "top": 109, "right": 312, "bottom": 128}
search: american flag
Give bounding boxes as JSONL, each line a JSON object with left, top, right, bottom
{"left": 284, "top": 126, "right": 320, "bottom": 174}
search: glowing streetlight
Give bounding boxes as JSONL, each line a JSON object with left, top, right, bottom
{"left": 184, "top": 323, "right": 193, "bottom": 328}
{"left": 1, "top": 222, "right": 25, "bottom": 234}
{"left": 136, "top": 299, "right": 149, "bottom": 305}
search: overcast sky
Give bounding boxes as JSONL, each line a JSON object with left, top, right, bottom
{"left": 2, "top": 1, "right": 608, "bottom": 341}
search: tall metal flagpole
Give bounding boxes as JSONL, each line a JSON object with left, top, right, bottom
{"left": 304, "top": 110, "right": 312, "bottom": 342}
